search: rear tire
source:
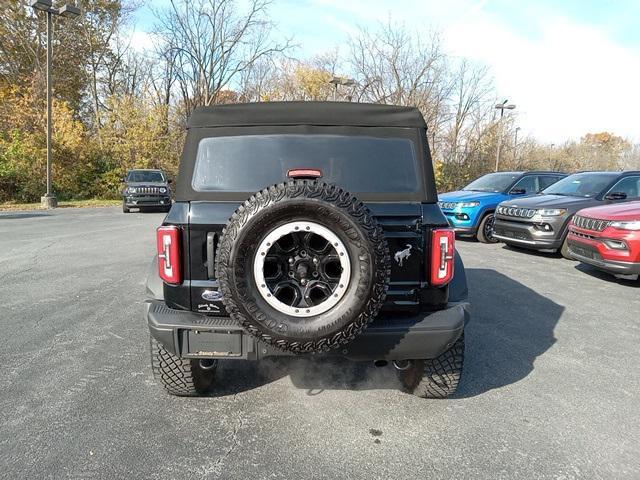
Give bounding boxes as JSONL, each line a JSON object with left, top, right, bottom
{"left": 401, "top": 333, "right": 464, "bottom": 399}
{"left": 149, "top": 336, "right": 217, "bottom": 396}
{"left": 477, "top": 213, "right": 498, "bottom": 243}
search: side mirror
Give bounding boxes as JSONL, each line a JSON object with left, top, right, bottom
{"left": 509, "top": 188, "right": 526, "bottom": 195}
{"left": 167, "top": 179, "right": 173, "bottom": 184}
{"left": 604, "top": 192, "right": 627, "bottom": 201}
{"left": 121, "top": 176, "right": 126, "bottom": 183}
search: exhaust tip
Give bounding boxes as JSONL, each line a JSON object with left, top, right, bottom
{"left": 199, "top": 359, "right": 217, "bottom": 370}
{"left": 393, "top": 360, "right": 412, "bottom": 371}
{"left": 373, "top": 360, "right": 388, "bottom": 368}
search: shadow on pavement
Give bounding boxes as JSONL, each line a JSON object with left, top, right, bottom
{"left": 0, "top": 212, "right": 52, "bottom": 219}
{"left": 208, "top": 267, "right": 563, "bottom": 398}
{"left": 573, "top": 263, "right": 640, "bottom": 287}
{"left": 456, "top": 268, "right": 563, "bottom": 397}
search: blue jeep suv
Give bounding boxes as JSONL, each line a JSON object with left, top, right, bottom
{"left": 438, "top": 171, "right": 566, "bottom": 243}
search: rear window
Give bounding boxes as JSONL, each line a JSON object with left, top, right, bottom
{"left": 191, "top": 134, "right": 420, "bottom": 193}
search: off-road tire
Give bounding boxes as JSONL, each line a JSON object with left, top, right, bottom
{"left": 216, "top": 180, "right": 391, "bottom": 354}
{"left": 401, "top": 332, "right": 464, "bottom": 399}
{"left": 149, "top": 336, "right": 217, "bottom": 396}
{"left": 122, "top": 201, "right": 130, "bottom": 213}
{"left": 477, "top": 213, "right": 498, "bottom": 243}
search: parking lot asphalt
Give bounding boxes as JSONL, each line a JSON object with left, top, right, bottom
{"left": 1, "top": 207, "right": 639, "bottom": 479}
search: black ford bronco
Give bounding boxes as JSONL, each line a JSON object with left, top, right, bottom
{"left": 145, "top": 102, "right": 470, "bottom": 398}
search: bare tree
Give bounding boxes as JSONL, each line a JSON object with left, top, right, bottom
{"left": 154, "top": 0, "right": 292, "bottom": 116}
{"left": 348, "top": 23, "right": 452, "bottom": 157}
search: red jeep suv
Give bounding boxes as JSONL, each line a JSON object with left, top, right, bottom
{"left": 568, "top": 201, "right": 640, "bottom": 277}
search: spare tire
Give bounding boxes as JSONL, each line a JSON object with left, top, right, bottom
{"left": 216, "top": 180, "right": 390, "bottom": 353}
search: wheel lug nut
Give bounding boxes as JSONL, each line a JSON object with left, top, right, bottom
{"left": 288, "top": 258, "right": 294, "bottom": 264}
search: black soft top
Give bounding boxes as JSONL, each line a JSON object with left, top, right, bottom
{"left": 187, "top": 102, "right": 427, "bottom": 129}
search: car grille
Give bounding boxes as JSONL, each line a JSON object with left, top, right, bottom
{"left": 570, "top": 230, "right": 595, "bottom": 241}
{"left": 568, "top": 243, "right": 602, "bottom": 261}
{"left": 136, "top": 186, "right": 162, "bottom": 195}
{"left": 438, "top": 202, "right": 457, "bottom": 210}
{"left": 493, "top": 226, "right": 532, "bottom": 241}
{"left": 572, "top": 215, "right": 611, "bottom": 232}
{"left": 496, "top": 206, "right": 536, "bottom": 218}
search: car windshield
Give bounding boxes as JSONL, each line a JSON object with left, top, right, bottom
{"left": 541, "top": 173, "right": 619, "bottom": 198}
{"left": 126, "top": 171, "right": 165, "bottom": 183}
{"left": 463, "top": 173, "right": 520, "bottom": 193}
{"left": 192, "top": 134, "right": 420, "bottom": 193}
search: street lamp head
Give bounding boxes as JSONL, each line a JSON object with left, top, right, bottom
{"left": 30, "top": 0, "right": 52, "bottom": 11}
{"left": 59, "top": 4, "right": 81, "bottom": 18}
{"left": 329, "top": 76, "right": 356, "bottom": 87}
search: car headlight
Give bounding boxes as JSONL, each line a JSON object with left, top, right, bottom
{"left": 610, "top": 220, "right": 640, "bottom": 231}
{"left": 537, "top": 209, "right": 567, "bottom": 216}
{"left": 457, "top": 201, "right": 480, "bottom": 208}
{"left": 531, "top": 208, "right": 567, "bottom": 222}
{"left": 128, "top": 187, "right": 137, "bottom": 194}
{"left": 159, "top": 187, "right": 167, "bottom": 194}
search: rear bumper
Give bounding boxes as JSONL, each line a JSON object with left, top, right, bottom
{"left": 124, "top": 195, "right": 171, "bottom": 207}
{"left": 146, "top": 300, "right": 470, "bottom": 361}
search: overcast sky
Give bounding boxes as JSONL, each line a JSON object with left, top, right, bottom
{"left": 132, "top": 0, "right": 640, "bottom": 143}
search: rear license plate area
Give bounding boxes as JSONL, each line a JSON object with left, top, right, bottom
{"left": 184, "top": 330, "right": 242, "bottom": 357}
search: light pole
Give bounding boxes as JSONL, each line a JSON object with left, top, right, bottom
{"left": 514, "top": 126, "right": 520, "bottom": 164}
{"left": 30, "top": 0, "right": 81, "bottom": 209}
{"left": 494, "top": 99, "right": 516, "bottom": 172}
{"left": 329, "top": 76, "right": 355, "bottom": 102}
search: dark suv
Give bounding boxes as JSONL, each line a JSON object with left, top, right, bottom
{"left": 493, "top": 171, "right": 640, "bottom": 257}
{"left": 144, "top": 102, "right": 470, "bottom": 398}
{"left": 122, "top": 169, "right": 172, "bottom": 213}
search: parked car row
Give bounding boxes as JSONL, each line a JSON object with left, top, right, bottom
{"left": 440, "top": 170, "right": 640, "bottom": 280}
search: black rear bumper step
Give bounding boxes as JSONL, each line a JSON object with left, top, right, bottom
{"left": 146, "top": 300, "right": 469, "bottom": 361}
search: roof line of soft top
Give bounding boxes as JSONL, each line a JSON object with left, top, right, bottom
{"left": 187, "top": 101, "right": 427, "bottom": 129}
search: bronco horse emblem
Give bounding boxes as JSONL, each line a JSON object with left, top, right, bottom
{"left": 394, "top": 244, "right": 412, "bottom": 266}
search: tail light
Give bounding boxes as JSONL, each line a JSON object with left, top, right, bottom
{"left": 157, "top": 226, "right": 182, "bottom": 284}
{"left": 430, "top": 228, "right": 455, "bottom": 286}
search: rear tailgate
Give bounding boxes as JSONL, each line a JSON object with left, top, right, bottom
{"left": 185, "top": 201, "right": 434, "bottom": 314}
